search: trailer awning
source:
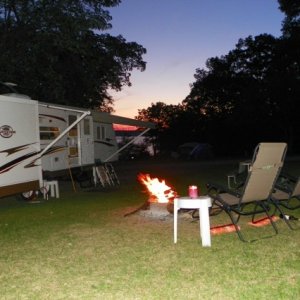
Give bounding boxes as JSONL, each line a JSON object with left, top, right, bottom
{"left": 38, "top": 102, "right": 156, "bottom": 163}
{"left": 92, "top": 112, "right": 155, "bottom": 129}
{"left": 38, "top": 103, "right": 155, "bottom": 129}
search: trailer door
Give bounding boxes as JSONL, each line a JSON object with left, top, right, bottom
{"left": 80, "top": 116, "right": 94, "bottom": 166}
{"left": 67, "top": 114, "right": 79, "bottom": 166}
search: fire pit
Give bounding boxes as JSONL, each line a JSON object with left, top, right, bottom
{"left": 124, "top": 173, "right": 176, "bottom": 220}
{"left": 138, "top": 202, "right": 172, "bottom": 220}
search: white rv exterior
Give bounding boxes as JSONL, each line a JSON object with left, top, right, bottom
{"left": 0, "top": 95, "right": 42, "bottom": 198}
{"left": 0, "top": 96, "right": 155, "bottom": 198}
{"left": 38, "top": 104, "right": 154, "bottom": 173}
{"left": 39, "top": 104, "right": 95, "bottom": 172}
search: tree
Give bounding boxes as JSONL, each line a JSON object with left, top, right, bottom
{"left": 275, "top": 0, "right": 300, "bottom": 150}
{"left": 137, "top": 0, "right": 300, "bottom": 155}
{"left": 184, "top": 1, "right": 300, "bottom": 154}
{"left": 278, "top": 0, "right": 300, "bottom": 36}
{"left": 136, "top": 102, "right": 187, "bottom": 154}
{"left": 0, "top": 0, "right": 146, "bottom": 110}
{"left": 184, "top": 32, "right": 300, "bottom": 154}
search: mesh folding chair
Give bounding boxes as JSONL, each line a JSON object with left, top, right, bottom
{"left": 271, "top": 172, "right": 300, "bottom": 229}
{"left": 206, "top": 143, "right": 287, "bottom": 242}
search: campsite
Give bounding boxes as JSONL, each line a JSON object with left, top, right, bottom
{"left": 0, "top": 158, "right": 299, "bottom": 299}
{"left": 0, "top": 1, "right": 299, "bottom": 299}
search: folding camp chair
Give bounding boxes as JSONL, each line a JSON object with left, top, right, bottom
{"left": 206, "top": 143, "right": 287, "bottom": 242}
{"left": 271, "top": 172, "right": 300, "bottom": 229}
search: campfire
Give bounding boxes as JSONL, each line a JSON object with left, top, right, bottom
{"left": 125, "top": 173, "right": 177, "bottom": 219}
{"left": 138, "top": 173, "right": 176, "bottom": 203}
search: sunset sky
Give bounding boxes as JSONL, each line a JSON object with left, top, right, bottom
{"left": 107, "top": 0, "right": 285, "bottom": 118}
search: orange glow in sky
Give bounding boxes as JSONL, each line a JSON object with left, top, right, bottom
{"left": 113, "top": 124, "right": 138, "bottom": 131}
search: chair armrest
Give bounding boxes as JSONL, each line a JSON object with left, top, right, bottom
{"left": 278, "top": 172, "right": 297, "bottom": 182}
{"left": 276, "top": 172, "right": 299, "bottom": 192}
{"left": 206, "top": 182, "right": 241, "bottom": 198}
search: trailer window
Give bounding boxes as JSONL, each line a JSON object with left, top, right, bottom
{"left": 68, "top": 115, "right": 78, "bottom": 137}
{"left": 69, "top": 147, "right": 78, "bottom": 157}
{"left": 40, "top": 127, "right": 60, "bottom": 140}
{"left": 83, "top": 119, "right": 90, "bottom": 135}
{"left": 101, "top": 126, "right": 106, "bottom": 140}
{"left": 96, "top": 127, "right": 100, "bottom": 139}
{"left": 96, "top": 125, "right": 106, "bottom": 140}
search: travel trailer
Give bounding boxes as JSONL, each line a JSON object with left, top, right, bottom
{"left": 0, "top": 95, "right": 42, "bottom": 198}
{"left": 0, "top": 94, "right": 154, "bottom": 198}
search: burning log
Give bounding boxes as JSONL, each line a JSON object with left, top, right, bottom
{"left": 138, "top": 173, "right": 176, "bottom": 203}
{"left": 124, "top": 173, "right": 176, "bottom": 219}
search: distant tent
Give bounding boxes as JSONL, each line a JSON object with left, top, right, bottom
{"left": 177, "top": 143, "right": 213, "bottom": 160}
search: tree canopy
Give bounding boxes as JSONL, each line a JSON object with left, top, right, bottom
{"left": 137, "top": 0, "right": 300, "bottom": 156}
{"left": 278, "top": 0, "right": 300, "bottom": 36}
{"left": 184, "top": 33, "right": 298, "bottom": 154}
{"left": 0, "top": 0, "right": 146, "bottom": 109}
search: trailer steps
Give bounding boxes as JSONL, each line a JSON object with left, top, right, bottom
{"left": 92, "top": 163, "right": 120, "bottom": 188}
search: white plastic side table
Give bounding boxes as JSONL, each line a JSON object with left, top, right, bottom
{"left": 43, "top": 180, "right": 59, "bottom": 200}
{"left": 174, "top": 196, "right": 212, "bottom": 247}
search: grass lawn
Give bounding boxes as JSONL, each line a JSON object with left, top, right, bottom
{"left": 0, "top": 159, "right": 299, "bottom": 299}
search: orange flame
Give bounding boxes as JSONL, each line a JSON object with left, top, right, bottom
{"left": 138, "top": 173, "right": 176, "bottom": 203}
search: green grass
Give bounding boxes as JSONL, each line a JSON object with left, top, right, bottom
{"left": 0, "top": 159, "right": 299, "bottom": 299}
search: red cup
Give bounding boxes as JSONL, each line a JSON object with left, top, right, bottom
{"left": 188, "top": 185, "right": 198, "bottom": 198}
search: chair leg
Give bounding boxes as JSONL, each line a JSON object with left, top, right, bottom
{"left": 225, "top": 204, "right": 279, "bottom": 242}
{"left": 214, "top": 200, "right": 247, "bottom": 242}
{"left": 224, "top": 210, "right": 247, "bottom": 242}
{"left": 250, "top": 202, "right": 278, "bottom": 235}
{"left": 260, "top": 201, "right": 278, "bottom": 234}
{"left": 251, "top": 202, "right": 260, "bottom": 223}
{"left": 271, "top": 200, "right": 297, "bottom": 230}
